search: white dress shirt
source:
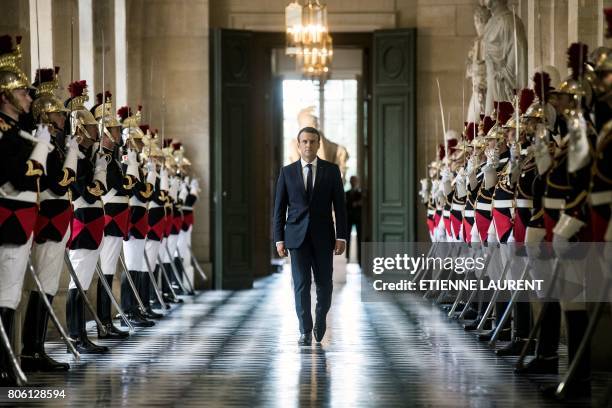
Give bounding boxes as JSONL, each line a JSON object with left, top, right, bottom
{"left": 276, "top": 157, "right": 345, "bottom": 246}
{"left": 301, "top": 157, "right": 317, "bottom": 190}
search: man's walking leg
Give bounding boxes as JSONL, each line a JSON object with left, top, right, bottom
{"left": 312, "top": 242, "right": 333, "bottom": 343}
{"left": 289, "top": 243, "right": 313, "bottom": 340}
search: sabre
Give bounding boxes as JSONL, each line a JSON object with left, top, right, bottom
{"left": 512, "top": 5, "right": 520, "bottom": 145}
{"left": 0, "top": 314, "right": 27, "bottom": 386}
{"left": 63, "top": 251, "right": 107, "bottom": 336}
{"left": 187, "top": 245, "right": 208, "bottom": 282}
{"left": 98, "top": 26, "right": 106, "bottom": 154}
{"left": 142, "top": 251, "right": 169, "bottom": 310}
{"left": 95, "top": 262, "right": 134, "bottom": 333}
{"left": 27, "top": 259, "right": 80, "bottom": 359}
{"left": 163, "top": 241, "right": 190, "bottom": 295}
{"left": 476, "top": 255, "right": 511, "bottom": 332}
{"left": 116, "top": 251, "right": 147, "bottom": 313}
{"left": 436, "top": 78, "right": 448, "bottom": 165}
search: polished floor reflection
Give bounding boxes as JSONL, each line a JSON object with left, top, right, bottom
{"left": 14, "top": 263, "right": 611, "bottom": 407}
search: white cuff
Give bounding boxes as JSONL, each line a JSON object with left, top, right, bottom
{"left": 336, "top": 239, "right": 347, "bottom": 243}
{"left": 553, "top": 214, "right": 586, "bottom": 239}
{"left": 146, "top": 170, "right": 157, "bottom": 185}
{"left": 94, "top": 169, "right": 107, "bottom": 189}
{"left": 275, "top": 241, "right": 284, "bottom": 246}
{"left": 127, "top": 163, "right": 140, "bottom": 180}
{"left": 64, "top": 146, "right": 78, "bottom": 173}
{"left": 29, "top": 141, "right": 51, "bottom": 173}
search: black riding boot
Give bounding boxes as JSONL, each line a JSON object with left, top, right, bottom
{"left": 21, "top": 291, "right": 70, "bottom": 371}
{"left": 66, "top": 288, "right": 109, "bottom": 354}
{"left": 97, "top": 275, "right": 129, "bottom": 339}
{"left": 0, "top": 308, "right": 17, "bottom": 386}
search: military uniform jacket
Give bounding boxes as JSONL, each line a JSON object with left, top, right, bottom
{"left": 69, "top": 146, "right": 106, "bottom": 250}
{"left": 102, "top": 146, "right": 136, "bottom": 238}
{"left": 0, "top": 112, "right": 44, "bottom": 245}
{"left": 147, "top": 177, "right": 168, "bottom": 242}
{"left": 126, "top": 167, "right": 153, "bottom": 240}
{"left": 34, "top": 134, "right": 76, "bottom": 244}
{"left": 182, "top": 188, "right": 197, "bottom": 231}
{"left": 590, "top": 120, "right": 612, "bottom": 241}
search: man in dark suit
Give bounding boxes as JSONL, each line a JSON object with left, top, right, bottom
{"left": 274, "top": 126, "right": 348, "bottom": 346}
{"left": 345, "top": 175, "right": 363, "bottom": 264}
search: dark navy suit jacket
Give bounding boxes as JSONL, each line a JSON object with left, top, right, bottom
{"left": 273, "top": 158, "right": 348, "bottom": 250}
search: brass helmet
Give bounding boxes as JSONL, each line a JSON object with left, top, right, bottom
{"left": 558, "top": 43, "right": 592, "bottom": 102}
{"left": 504, "top": 89, "right": 534, "bottom": 129}
{"left": 32, "top": 66, "right": 68, "bottom": 124}
{"left": 172, "top": 141, "right": 192, "bottom": 170}
{"left": 0, "top": 35, "right": 30, "bottom": 112}
{"left": 93, "top": 91, "right": 121, "bottom": 129}
{"left": 162, "top": 138, "right": 178, "bottom": 172}
{"left": 141, "top": 128, "right": 164, "bottom": 162}
{"left": 118, "top": 105, "right": 144, "bottom": 150}
{"left": 65, "top": 80, "right": 98, "bottom": 138}
{"left": 485, "top": 101, "right": 512, "bottom": 141}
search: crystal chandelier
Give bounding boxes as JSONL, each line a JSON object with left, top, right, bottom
{"left": 285, "top": 0, "right": 333, "bottom": 82}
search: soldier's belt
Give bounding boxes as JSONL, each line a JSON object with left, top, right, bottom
{"left": 492, "top": 199, "right": 514, "bottom": 209}
{"left": 427, "top": 209, "right": 435, "bottom": 216}
{"left": 182, "top": 206, "right": 193, "bottom": 211}
{"left": 443, "top": 210, "right": 451, "bottom": 217}
{"left": 542, "top": 197, "right": 565, "bottom": 210}
{"left": 589, "top": 190, "right": 612, "bottom": 206}
{"left": 451, "top": 203, "right": 464, "bottom": 211}
{"left": 476, "top": 202, "right": 492, "bottom": 211}
{"left": 128, "top": 196, "right": 148, "bottom": 207}
{"left": 40, "top": 189, "right": 69, "bottom": 202}
{"left": 463, "top": 210, "right": 475, "bottom": 217}
{"left": 73, "top": 196, "right": 104, "bottom": 210}
{"left": 102, "top": 190, "right": 129, "bottom": 205}
{"left": 515, "top": 199, "right": 533, "bottom": 208}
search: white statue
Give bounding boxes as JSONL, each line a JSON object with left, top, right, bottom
{"left": 466, "top": 5, "right": 491, "bottom": 122}
{"left": 289, "top": 106, "right": 349, "bottom": 180}
{"left": 483, "top": 0, "right": 528, "bottom": 114}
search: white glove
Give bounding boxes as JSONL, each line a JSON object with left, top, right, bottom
{"left": 418, "top": 178, "right": 429, "bottom": 203}
{"left": 169, "top": 176, "right": 180, "bottom": 201}
{"left": 29, "top": 124, "right": 52, "bottom": 173}
{"left": 440, "top": 166, "right": 453, "bottom": 196}
{"left": 160, "top": 167, "right": 169, "bottom": 191}
{"left": 179, "top": 181, "right": 189, "bottom": 202}
{"left": 534, "top": 124, "right": 552, "bottom": 175}
{"left": 525, "top": 226, "right": 547, "bottom": 260}
{"left": 126, "top": 149, "right": 140, "bottom": 180}
{"left": 64, "top": 135, "right": 79, "bottom": 173}
{"left": 483, "top": 164, "right": 497, "bottom": 189}
{"left": 454, "top": 168, "right": 467, "bottom": 198}
{"left": 145, "top": 160, "right": 157, "bottom": 185}
{"left": 566, "top": 112, "right": 590, "bottom": 173}
{"left": 190, "top": 177, "right": 200, "bottom": 194}
{"left": 94, "top": 153, "right": 109, "bottom": 189}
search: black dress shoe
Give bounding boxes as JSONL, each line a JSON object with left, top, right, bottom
{"left": 460, "top": 308, "right": 478, "bottom": 321}
{"left": 313, "top": 323, "right": 326, "bottom": 343}
{"left": 477, "top": 330, "right": 493, "bottom": 341}
{"left": 298, "top": 333, "right": 312, "bottom": 346}
{"left": 540, "top": 380, "right": 591, "bottom": 400}
{"left": 496, "top": 339, "right": 535, "bottom": 357}
{"left": 0, "top": 371, "right": 17, "bottom": 387}
{"left": 514, "top": 356, "right": 559, "bottom": 375}
{"left": 144, "top": 309, "right": 163, "bottom": 319}
{"left": 20, "top": 351, "right": 70, "bottom": 372}
{"left": 98, "top": 323, "right": 129, "bottom": 339}
{"left": 68, "top": 336, "right": 109, "bottom": 354}
{"left": 120, "top": 311, "right": 155, "bottom": 328}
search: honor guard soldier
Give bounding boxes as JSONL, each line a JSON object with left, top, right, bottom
{"left": 119, "top": 107, "right": 156, "bottom": 327}
{"left": 94, "top": 93, "right": 136, "bottom": 338}
{"left": 64, "top": 80, "right": 109, "bottom": 354}
{"left": 21, "top": 67, "right": 77, "bottom": 372}
{"left": 0, "top": 35, "right": 50, "bottom": 385}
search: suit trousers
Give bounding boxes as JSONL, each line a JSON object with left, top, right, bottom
{"left": 289, "top": 231, "right": 333, "bottom": 334}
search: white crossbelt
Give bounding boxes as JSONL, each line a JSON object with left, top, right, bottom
{"left": 451, "top": 203, "right": 464, "bottom": 211}
{"left": 493, "top": 199, "right": 514, "bottom": 209}
{"left": 515, "top": 199, "right": 533, "bottom": 208}
{"left": 476, "top": 202, "right": 492, "bottom": 211}
{"left": 463, "top": 210, "right": 474, "bottom": 217}
{"left": 543, "top": 197, "right": 565, "bottom": 210}
{"left": 589, "top": 190, "right": 612, "bottom": 206}
{"left": 443, "top": 210, "right": 451, "bottom": 217}
{"left": 73, "top": 196, "right": 103, "bottom": 210}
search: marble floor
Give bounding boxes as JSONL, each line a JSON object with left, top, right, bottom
{"left": 7, "top": 263, "right": 611, "bottom": 407}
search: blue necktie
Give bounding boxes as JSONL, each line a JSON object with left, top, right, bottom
{"left": 306, "top": 163, "right": 313, "bottom": 200}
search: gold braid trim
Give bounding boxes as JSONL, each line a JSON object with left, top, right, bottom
{"left": 530, "top": 208, "right": 544, "bottom": 222}
{"left": 564, "top": 190, "right": 587, "bottom": 210}
{"left": 122, "top": 175, "right": 136, "bottom": 190}
{"left": 87, "top": 181, "right": 104, "bottom": 197}
{"left": 59, "top": 168, "right": 75, "bottom": 187}
{"left": 140, "top": 183, "right": 153, "bottom": 199}
{"left": 25, "top": 160, "right": 43, "bottom": 177}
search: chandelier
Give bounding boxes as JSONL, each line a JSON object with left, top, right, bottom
{"left": 285, "top": 0, "right": 333, "bottom": 82}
